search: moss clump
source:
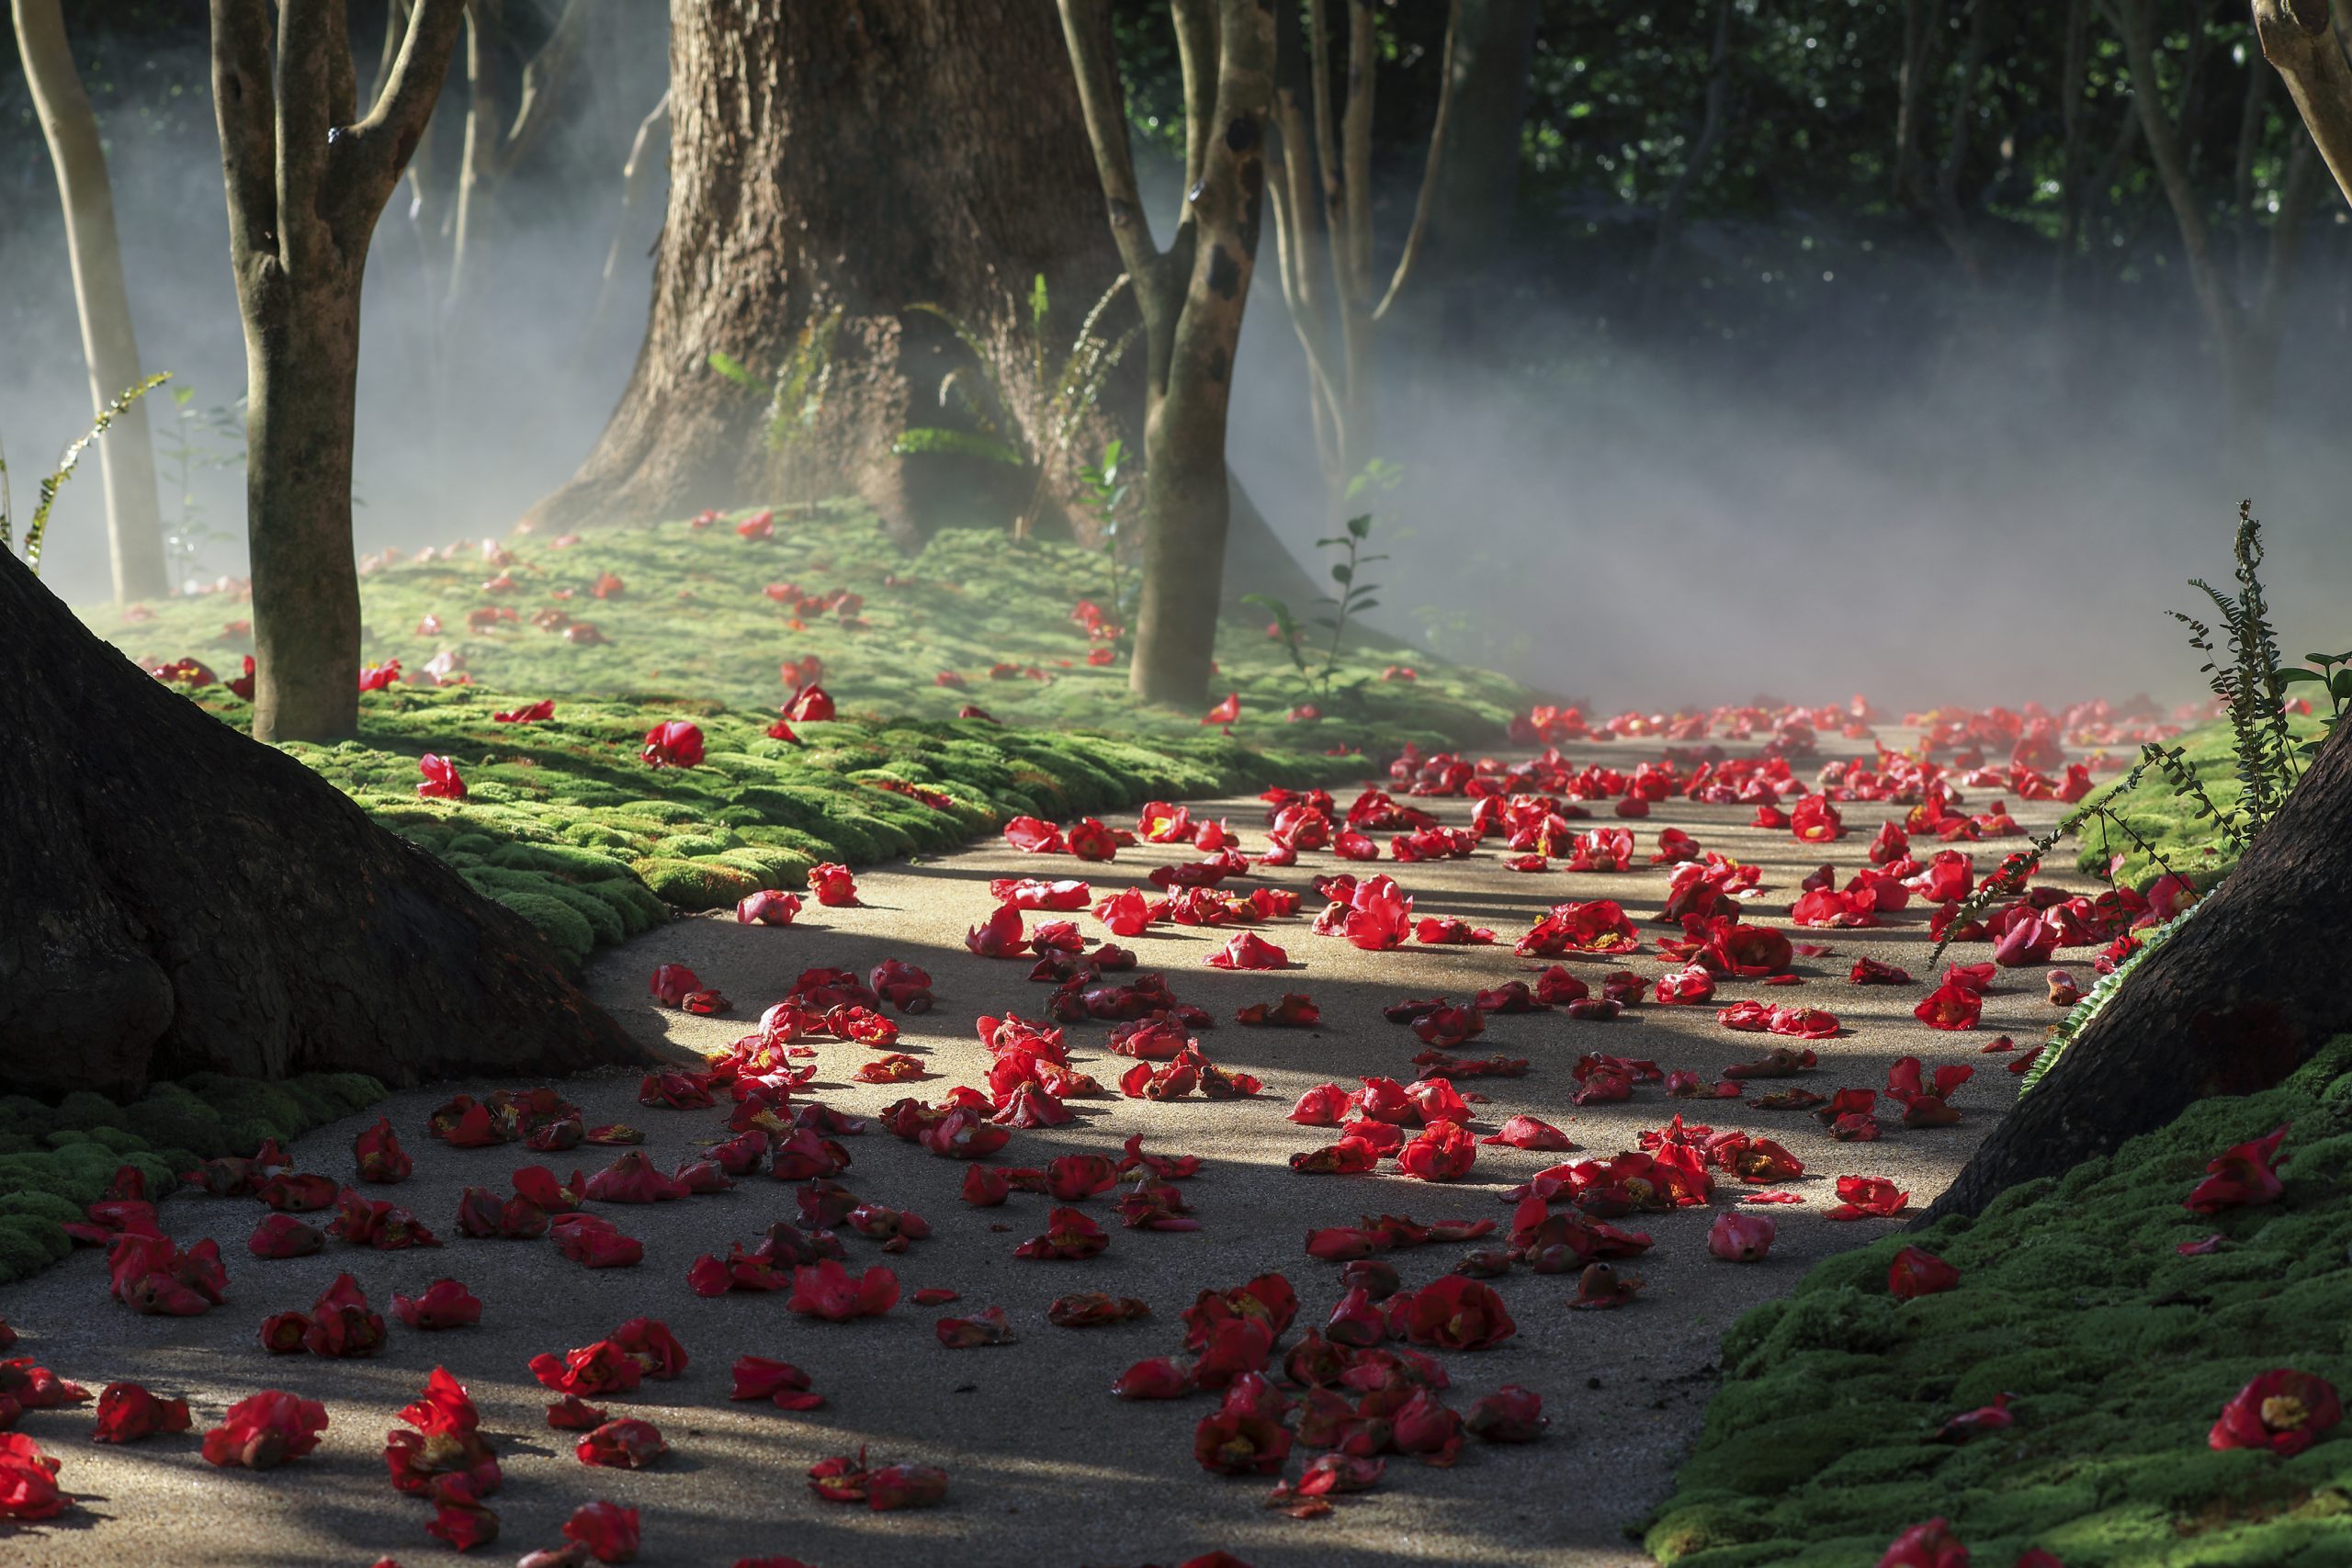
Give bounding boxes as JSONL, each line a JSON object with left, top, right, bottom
{"left": 1646, "top": 1035, "right": 2352, "bottom": 1566}
{"left": 0, "top": 1071, "right": 387, "bottom": 1287}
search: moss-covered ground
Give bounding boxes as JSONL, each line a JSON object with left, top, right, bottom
{"left": 1645, "top": 1036, "right": 2352, "bottom": 1568}
{"left": 2074, "top": 712, "right": 2325, "bottom": 890}
{"left": 86, "top": 509, "right": 1528, "bottom": 967}
{"left": 0, "top": 1073, "right": 384, "bottom": 1285}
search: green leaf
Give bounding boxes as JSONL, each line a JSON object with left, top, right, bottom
{"left": 890, "top": 428, "right": 1023, "bottom": 465}
{"left": 707, "top": 351, "right": 767, "bottom": 391}
{"left": 1349, "top": 597, "right": 1380, "bottom": 612}
{"left": 2334, "top": 669, "right": 2352, "bottom": 701}
{"left": 1329, "top": 563, "right": 1351, "bottom": 584}
{"left": 1345, "top": 513, "right": 1372, "bottom": 539}
{"left": 2279, "top": 668, "right": 2322, "bottom": 684}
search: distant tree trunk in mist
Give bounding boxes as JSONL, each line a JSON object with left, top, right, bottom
{"left": 1640, "top": 0, "right": 1737, "bottom": 320}
{"left": 442, "top": 0, "right": 593, "bottom": 317}
{"left": 1925, "top": 716, "right": 2352, "bottom": 1221}
{"left": 1059, "top": 0, "right": 1274, "bottom": 706}
{"left": 527, "top": 0, "right": 1126, "bottom": 548}
{"left": 1418, "top": 0, "right": 1534, "bottom": 347}
{"left": 0, "top": 547, "right": 639, "bottom": 1101}
{"left": 2255, "top": 0, "right": 2352, "bottom": 212}
{"left": 209, "top": 0, "right": 463, "bottom": 743}
{"left": 2104, "top": 0, "right": 2324, "bottom": 443}
{"left": 11, "top": 0, "right": 169, "bottom": 604}
{"left": 1894, "top": 0, "right": 1996, "bottom": 285}
{"left": 1265, "top": 0, "right": 1460, "bottom": 518}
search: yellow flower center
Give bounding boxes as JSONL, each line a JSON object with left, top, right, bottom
{"left": 2262, "top": 1394, "right": 2309, "bottom": 1432}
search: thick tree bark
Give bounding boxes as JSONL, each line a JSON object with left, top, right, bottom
{"left": 1924, "top": 716, "right": 2352, "bottom": 1222}
{"left": 209, "top": 0, "right": 463, "bottom": 744}
{"left": 11, "top": 0, "right": 169, "bottom": 604}
{"left": 0, "top": 550, "right": 639, "bottom": 1101}
{"left": 526, "top": 0, "right": 1123, "bottom": 549}
{"left": 2255, "top": 0, "right": 2352, "bottom": 211}
{"left": 1061, "top": 0, "right": 1277, "bottom": 706}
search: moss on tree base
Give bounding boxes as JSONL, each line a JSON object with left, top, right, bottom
{"left": 1645, "top": 1036, "right": 2352, "bottom": 1566}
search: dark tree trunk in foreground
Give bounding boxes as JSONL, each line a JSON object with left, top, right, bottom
{"left": 2257, "top": 0, "right": 2352, "bottom": 211}
{"left": 0, "top": 550, "right": 640, "bottom": 1102}
{"left": 527, "top": 0, "right": 1123, "bottom": 546}
{"left": 1925, "top": 716, "right": 2352, "bottom": 1222}
{"left": 210, "top": 0, "right": 463, "bottom": 743}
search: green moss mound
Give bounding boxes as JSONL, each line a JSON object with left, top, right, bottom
{"left": 1645, "top": 1037, "right": 2352, "bottom": 1566}
{"left": 0, "top": 1072, "right": 386, "bottom": 1286}
{"left": 88, "top": 508, "right": 1527, "bottom": 965}
{"left": 2075, "top": 713, "right": 2324, "bottom": 889}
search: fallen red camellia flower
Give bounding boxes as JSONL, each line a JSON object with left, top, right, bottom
{"left": 1206, "top": 931, "right": 1291, "bottom": 970}
{"left": 639, "top": 719, "right": 705, "bottom": 769}
{"left": 808, "top": 863, "right": 860, "bottom": 907}
{"left": 1465, "top": 1385, "right": 1547, "bottom": 1443}
{"left": 1888, "top": 1246, "right": 1961, "bottom": 1299}
{"left": 2209, "top": 1368, "right": 2341, "bottom": 1457}
{"left": 201, "top": 1390, "right": 329, "bottom": 1469}
{"left": 2184, "top": 1123, "right": 2290, "bottom": 1213}
{"left": 1877, "top": 1517, "right": 1970, "bottom": 1568}
{"left": 561, "top": 1499, "right": 641, "bottom": 1563}
{"left": 730, "top": 1356, "right": 824, "bottom": 1411}
{"left": 0, "top": 1432, "right": 68, "bottom": 1519}
{"left": 1826, "top": 1174, "right": 1909, "bottom": 1220}
{"left": 737, "top": 889, "right": 802, "bottom": 926}
{"left": 90, "top": 1382, "right": 192, "bottom": 1444}
{"left": 577, "top": 1418, "right": 667, "bottom": 1470}
{"left": 391, "top": 1278, "right": 483, "bottom": 1330}
{"left": 1400, "top": 1274, "right": 1516, "bottom": 1350}
{"left": 1707, "top": 1212, "right": 1775, "bottom": 1262}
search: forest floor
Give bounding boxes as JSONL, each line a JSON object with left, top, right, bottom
{"left": 0, "top": 727, "right": 2091, "bottom": 1568}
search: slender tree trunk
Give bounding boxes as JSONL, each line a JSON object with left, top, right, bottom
{"left": 1060, "top": 0, "right": 1276, "bottom": 706}
{"left": 11, "top": 0, "right": 169, "bottom": 603}
{"left": 209, "top": 0, "right": 464, "bottom": 743}
{"left": 1926, "top": 716, "right": 2352, "bottom": 1220}
{"left": 0, "top": 548, "right": 640, "bottom": 1100}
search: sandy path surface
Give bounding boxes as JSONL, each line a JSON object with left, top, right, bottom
{"left": 0, "top": 730, "right": 2094, "bottom": 1568}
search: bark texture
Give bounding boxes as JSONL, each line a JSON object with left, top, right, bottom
{"left": 210, "top": 0, "right": 463, "bottom": 744}
{"left": 12, "top": 0, "right": 169, "bottom": 603}
{"left": 0, "top": 549, "right": 639, "bottom": 1101}
{"left": 1923, "top": 716, "right": 2352, "bottom": 1222}
{"left": 526, "top": 0, "right": 1122, "bottom": 547}
{"left": 2256, "top": 0, "right": 2352, "bottom": 212}
{"left": 1060, "top": 0, "right": 1277, "bottom": 705}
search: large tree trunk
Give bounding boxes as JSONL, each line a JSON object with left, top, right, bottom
{"left": 0, "top": 550, "right": 639, "bottom": 1101}
{"left": 524, "top": 0, "right": 1123, "bottom": 548}
{"left": 1924, "top": 716, "right": 2352, "bottom": 1221}
{"left": 11, "top": 0, "right": 169, "bottom": 604}
{"left": 210, "top": 0, "right": 464, "bottom": 743}
{"left": 2256, "top": 0, "right": 2352, "bottom": 209}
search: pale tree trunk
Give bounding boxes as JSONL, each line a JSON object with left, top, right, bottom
{"left": 2255, "top": 0, "right": 2352, "bottom": 210}
{"left": 2107, "top": 0, "right": 2324, "bottom": 445}
{"left": 10, "top": 0, "right": 169, "bottom": 603}
{"left": 209, "top": 0, "right": 464, "bottom": 743}
{"left": 444, "top": 0, "right": 591, "bottom": 316}
{"left": 1262, "top": 0, "right": 1460, "bottom": 524}
{"left": 584, "top": 88, "right": 670, "bottom": 344}
{"left": 1059, "top": 0, "right": 1276, "bottom": 705}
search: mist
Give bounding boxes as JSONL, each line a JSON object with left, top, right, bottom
{"left": 7, "top": 7, "right": 2349, "bottom": 717}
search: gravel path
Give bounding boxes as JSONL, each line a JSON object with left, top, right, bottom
{"left": 0, "top": 728, "right": 2095, "bottom": 1567}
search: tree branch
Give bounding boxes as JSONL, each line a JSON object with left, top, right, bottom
{"left": 1373, "top": 0, "right": 1461, "bottom": 321}
{"left": 1057, "top": 0, "right": 1162, "bottom": 296}
{"left": 275, "top": 0, "right": 345, "bottom": 250}
{"left": 1339, "top": 0, "right": 1375, "bottom": 304}
{"left": 2256, "top": 0, "right": 2352, "bottom": 211}
{"left": 1172, "top": 0, "right": 1218, "bottom": 197}
{"left": 345, "top": 0, "right": 464, "bottom": 215}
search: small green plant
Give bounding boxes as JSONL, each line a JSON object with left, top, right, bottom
{"left": 2279, "top": 646, "right": 2352, "bottom": 756}
{"left": 1075, "top": 438, "right": 1136, "bottom": 617}
{"left": 709, "top": 308, "right": 844, "bottom": 505}
{"left": 1244, "top": 462, "right": 1396, "bottom": 706}
{"left": 2163, "top": 501, "right": 2302, "bottom": 838}
{"left": 0, "top": 372, "right": 170, "bottom": 576}
{"left": 891, "top": 274, "right": 1136, "bottom": 538}
{"left": 157, "top": 384, "right": 245, "bottom": 591}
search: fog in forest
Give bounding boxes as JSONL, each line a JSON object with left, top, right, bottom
{"left": 7, "top": 13, "right": 2350, "bottom": 716}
